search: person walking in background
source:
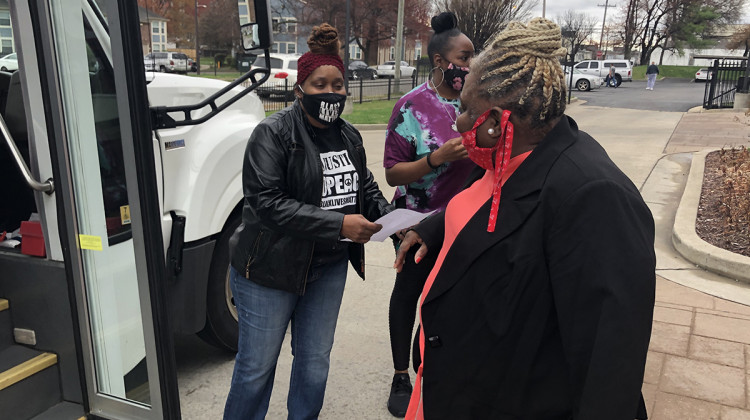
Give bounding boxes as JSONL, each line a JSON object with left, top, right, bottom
{"left": 395, "top": 17, "right": 655, "bottom": 420}
{"left": 223, "top": 23, "right": 392, "bottom": 420}
{"left": 646, "top": 61, "right": 659, "bottom": 90}
{"left": 382, "top": 11, "right": 475, "bottom": 418}
{"left": 606, "top": 64, "right": 617, "bottom": 88}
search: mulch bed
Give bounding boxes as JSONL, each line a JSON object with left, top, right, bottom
{"left": 696, "top": 148, "right": 750, "bottom": 258}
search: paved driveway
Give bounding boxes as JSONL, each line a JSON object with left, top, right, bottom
{"left": 574, "top": 78, "right": 707, "bottom": 112}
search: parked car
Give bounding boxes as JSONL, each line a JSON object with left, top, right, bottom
{"left": 0, "top": 53, "right": 18, "bottom": 72}
{"left": 346, "top": 60, "right": 377, "bottom": 80}
{"left": 573, "top": 59, "right": 633, "bottom": 86}
{"left": 564, "top": 68, "right": 605, "bottom": 91}
{"left": 376, "top": 61, "right": 416, "bottom": 78}
{"left": 144, "top": 52, "right": 190, "bottom": 74}
{"left": 188, "top": 58, "right": 198, "bottom": 73}
{"left": 695, "top": 68, "right": 712, "bottom": 82}
{"left": 251, "top": 53, "right": 300, "bottom": 99}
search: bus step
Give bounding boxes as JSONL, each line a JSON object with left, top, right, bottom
{"left": 0, "top": 345, "right": 60, "bottom": 419}
{"left": 0, "top": 299, "right": 12, "bottom": 349}
{"left": 29, "top": 401, "right": 85, "bottom": 420}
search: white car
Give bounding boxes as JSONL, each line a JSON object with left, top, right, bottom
{"left": 0, "top": 53, "right": 18, "bottom": 72}
{"left": 565, "top": 68, "right": 604, "bottom": 91}
{"left": 695, "top": 68, "right": 712, "bottom": 82}
{"left": 251, "top": 53, "right": 300, "bottom": 99}
{"left": 376, "top": 61, "right": 416, "bottom": 78}
{"left": 144, "top": 52, "right": 190, "bottom": 73}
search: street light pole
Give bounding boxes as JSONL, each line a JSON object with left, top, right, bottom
{"left": 542, "top": 0, "right": 546, "bottom": 18}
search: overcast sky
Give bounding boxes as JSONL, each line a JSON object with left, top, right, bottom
{"left": 528, "top": 0, "right": 750, "bottom": 26}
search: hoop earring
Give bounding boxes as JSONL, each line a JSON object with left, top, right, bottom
{"left": 429, "top": 66, "right": 445, "bottom": 91}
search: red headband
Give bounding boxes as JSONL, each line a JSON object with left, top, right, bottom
{"left": 296, "top": 52, "right": 346, "bottom": 85}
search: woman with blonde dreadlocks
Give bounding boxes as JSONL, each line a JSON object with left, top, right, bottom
{"left": 394, "top": 18, "right": 655, "bottom": 419}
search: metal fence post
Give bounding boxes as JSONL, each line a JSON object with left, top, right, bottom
{"left": 359, "top": 77, "right": 364, "bottom": 104}
{"left": 284, "top": 78, "right": 289, "bottom": 107}
{"left": 387, "top": 77, "right": 392, "bottom": 101}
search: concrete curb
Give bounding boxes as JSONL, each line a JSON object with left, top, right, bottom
{"left": 672, "top": 149, "right": 750, "bottom": 284}
{"left": 354, "top": 124, "right": 389, "bottom": 131}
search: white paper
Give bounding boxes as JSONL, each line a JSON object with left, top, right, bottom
{"left": 339, "top": 209, "right": 437, "bottom": 242}
{"left": 369, "top": 209, "right": 436, "bottom": 242}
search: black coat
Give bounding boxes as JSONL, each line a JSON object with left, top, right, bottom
{"left": 412, "top": 116, "right": 655, "bottom": 419}
{"left": 229, "top": 102, "right": 392, "bottom": 294}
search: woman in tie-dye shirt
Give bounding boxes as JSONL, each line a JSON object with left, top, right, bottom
{"left": 382, "top": 11, "right": 475, "bottom": 418}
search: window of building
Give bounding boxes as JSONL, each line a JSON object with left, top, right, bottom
{"left": 389, "top": 47, "right": 395, "bottom": 61}
{"left": 349, "top": 44, "right": 362, "bottom": 60}
{"left": 272, "top": 42, "right": 297, "bottom": 54}
{"left": 272, "top": 17, "right": 281, "bottom": 34}
{"left": 286, "top": 42, "right": 296, "bottom": 54}
{"left": 285, "top": 18, "right": 297, "bottom": 34}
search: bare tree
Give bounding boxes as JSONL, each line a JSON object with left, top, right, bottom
{"left": 555, "top": 10, "right": 597, "bottom": 62}
{"left": 276, "top": 0, "right": 431, "bottom": 64}
{"left": 199, "top": 0, "right": 241, "bottom": 52}
{"left": 615, "top": 0, "right": 748, "bottom": 64}
{"left": 434, "top": 0, "right": 538, "bottom": 51}
{"left": 728, "top": 24, "right": 750, "bottom": 56}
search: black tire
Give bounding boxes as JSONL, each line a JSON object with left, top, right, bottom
{"left": 159, "top": 66, "right": 166, "bottom": 73}
{"left": 197, "top": 214, "right": 241, "bottom": 352}
{"left": 576, "top": 79, "right": 590, "bottom": 91}
{"left": 614, "top": 74, "right": 622, "bottom": 87}
{"left": 0, "top": 67, "right": 6, "bottom": 72}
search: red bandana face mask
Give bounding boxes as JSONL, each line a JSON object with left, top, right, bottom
{"left": 460, "top": 109, "right": 514, "bottom": 232}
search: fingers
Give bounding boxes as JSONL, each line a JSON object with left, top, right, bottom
{"left": 414, "top": 243, "right": 428, "bottom": 264}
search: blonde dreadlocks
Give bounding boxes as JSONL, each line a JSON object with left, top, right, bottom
{"left": 473, "top": 18, "right": 568, "bottom": 128}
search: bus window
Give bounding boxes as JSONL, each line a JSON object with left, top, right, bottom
{"left": 84, "top": 20, "right": 132, "bottom": 244}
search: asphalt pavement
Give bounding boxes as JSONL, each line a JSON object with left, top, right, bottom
{"left": 575, "top": 78, "right": 708, "bottom": 112}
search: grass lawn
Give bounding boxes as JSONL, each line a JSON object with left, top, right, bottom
{"left": 189, "top": 71, "right": 244, "bottom": 82}
{"left": 632, "top": 65, "right": 702, "bottom": 80}
{"left": 265, "top": 99, "right": 399, "bottom": 124}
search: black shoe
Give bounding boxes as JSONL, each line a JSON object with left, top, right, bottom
{"left": 387, "top": 373, "right": 413, "bottom": 417}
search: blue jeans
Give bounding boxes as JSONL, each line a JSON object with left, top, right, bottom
{"left": 223, "top": 258, "right": 349, "bottom": 420}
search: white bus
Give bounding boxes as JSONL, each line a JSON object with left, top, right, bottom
{"left": 0, "top": 0, "right": 271, "bottom": 418}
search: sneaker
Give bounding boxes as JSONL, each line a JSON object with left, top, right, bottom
{"left": 387, "top": 373, "right": 413, "bottom": 417}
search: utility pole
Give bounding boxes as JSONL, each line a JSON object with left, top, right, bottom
{"left": 195, "top": 0, "right": 200, "bottom": 75}
{"left": 597, "top": 1, "right": 616, "bottom": 59}
{"left": 542, "top": 0, "right": 546, "bottom": 18}
{"left": 344, "top": 0, "right": 351, "bottom": 92}
{"left": 394, "top": 0, "right": 405, "bottom": 82}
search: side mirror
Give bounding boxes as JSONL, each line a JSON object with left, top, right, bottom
{"left": 238, "top": 0, "right": 272, "bottom": 52}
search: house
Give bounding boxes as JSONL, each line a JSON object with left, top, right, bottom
{"left": 0, "top": 0, "right": 15, "bottom": 56}
{"left": 138, "top": 6, "right": 169, "bottom": 55}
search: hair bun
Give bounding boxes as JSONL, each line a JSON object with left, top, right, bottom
{"left": 431, "top": 12, "right": 458, "bottom": 34}
{"left": 307, "top": 24, "right": 341, "bottom": 55}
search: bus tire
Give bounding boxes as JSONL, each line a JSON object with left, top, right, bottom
{"left": 198, "top": 214, "right": 241, "bottom": 352}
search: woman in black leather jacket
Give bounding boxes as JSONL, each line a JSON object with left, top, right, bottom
{"left": 223, "top": 24, "right": 392, "bottom": 420}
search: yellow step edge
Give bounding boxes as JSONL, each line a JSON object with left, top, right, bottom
{"left": 0, "top": 299, "right": 8, "bottom": 311}
{"left": 0, "top": 352, "right": 57, "bottom": 391}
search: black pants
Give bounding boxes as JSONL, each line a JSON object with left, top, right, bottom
{"left": 388, "top": 239, "right": 437, "bottom": 372}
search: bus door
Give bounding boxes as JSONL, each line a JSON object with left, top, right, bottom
{"left": 1, "top": 0, "right": 179, "bottom": 418}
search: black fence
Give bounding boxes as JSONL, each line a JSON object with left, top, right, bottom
{"left": 703, "top": 58, "right": 749, "bottom": 109}
{"left": 248, "top": 58, "right": 434, "bottom": 113}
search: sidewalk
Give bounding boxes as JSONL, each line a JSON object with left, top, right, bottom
{"left": 642, "top": 108, "right": 750, "bottom": 419}
{"left": 174, "top": 105, "right": 750, "bottom": 419}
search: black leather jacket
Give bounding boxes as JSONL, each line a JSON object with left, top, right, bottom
{"left": 229, "top": 101, "right": 392, "bottom": 294}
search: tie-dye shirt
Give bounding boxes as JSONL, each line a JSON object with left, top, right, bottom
{"left": 383, "top": 82, "right": 475, "bottom": 212}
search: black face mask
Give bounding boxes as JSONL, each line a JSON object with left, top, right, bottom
{"left": 298, "top": 87, "right": 347, "bottom": 125}
{"left": 443, "top": 62, "right": 470, "bottom": 91}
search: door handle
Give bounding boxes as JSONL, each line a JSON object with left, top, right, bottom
{"left": 0, "top": 114, "right": 54, "bottom": 194}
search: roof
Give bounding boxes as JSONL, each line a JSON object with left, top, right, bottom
{"left": 138, "top": 6, "right": 168, "bottom": 23}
